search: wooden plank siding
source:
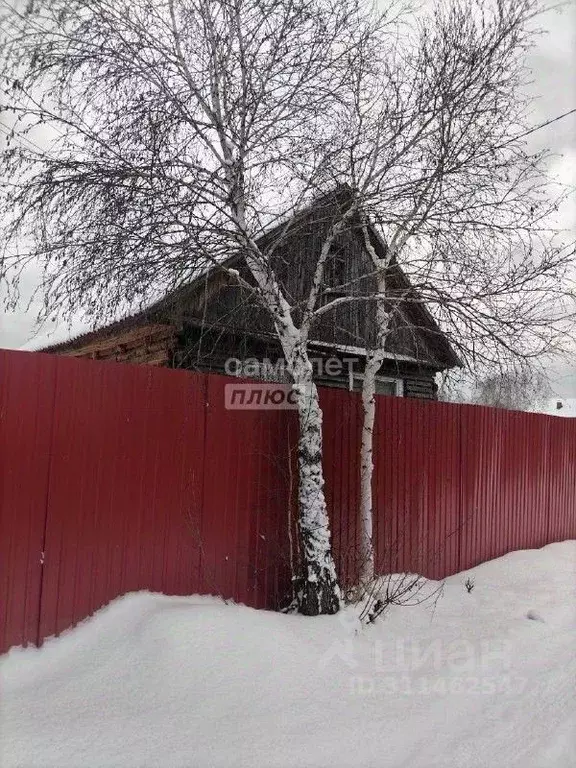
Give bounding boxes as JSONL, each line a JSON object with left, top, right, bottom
{"left": 56, "top": 324, "right": 177, "bottom": 366}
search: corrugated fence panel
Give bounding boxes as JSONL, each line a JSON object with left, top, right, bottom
{"left": 320, "top": 386, "right": 362, "bottom": 590}
{"left": 0, "top": 350, "right": 57, "bottom": 649}
{"left": 497, "top": 410, "right": 551, "bottom": 559}
{"left": 372, "top": 395, "right": 408, "bottom": 576}
{"left": 419, "top": 399, "right": 462, "bottom": 580}
{"left": 459, "top": 405, "right": 505, "bottom": 571}
{"left": 37, "top": 356, "right": 207, "bottom": 641}
{"left": 547, "top": 417, "right": 576, "bottom": 543}
{"left": 1, "top": 348, "right": 575, "bottom": 652}
{"left": 372, "top": 397, "right": 461, "bottom": 580}
{"left": 201, "top": 375, "right": 296, "bottom": 610}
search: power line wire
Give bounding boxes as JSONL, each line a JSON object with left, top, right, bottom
{"left": 514, "top": 108, "right": 576, "bottom": 144}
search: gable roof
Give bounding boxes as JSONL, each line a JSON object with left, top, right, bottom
{"left": 41, "top": 192, "right": 461, "bottom": 369}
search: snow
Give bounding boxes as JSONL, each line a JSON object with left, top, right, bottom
{"left": 1, "top": 542, "right": 575, "bottom": 768}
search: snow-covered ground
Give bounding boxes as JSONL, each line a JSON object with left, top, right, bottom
{"left": 1, "top": 542, "right": 575, "bottom": 768}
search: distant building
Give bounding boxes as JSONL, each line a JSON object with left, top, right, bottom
{"left": 541, "top": 398, "right": 576, "bottom": 418}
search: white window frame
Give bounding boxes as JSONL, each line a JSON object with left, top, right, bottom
{"left": 349, "top": 372, "right": 404, "bottom": 396}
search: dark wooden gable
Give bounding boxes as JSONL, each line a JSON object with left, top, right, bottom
{"left": 42, "top": 192, "right": 460, "bottom": 378}
{"left": 174, "top": 201, "right": 457, "bottom": 371}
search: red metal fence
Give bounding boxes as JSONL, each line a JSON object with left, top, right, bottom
{"left": 1, "top": 348, "right": 575, "bottom": 652}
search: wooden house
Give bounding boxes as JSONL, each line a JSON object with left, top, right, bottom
{"left": 43, "top": 191, "right": 460, "bottom": 398}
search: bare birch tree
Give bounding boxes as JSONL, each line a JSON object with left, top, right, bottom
{"left": 0, "top": 0, "right": 391, "bottom": 615}
{"left": 1, "top": 0, "right": 574, "bottom": 605}
{"left": 320, "top": 0, "right": 576, "bottom": 583}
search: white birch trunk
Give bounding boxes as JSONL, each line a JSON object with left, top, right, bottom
{"left": 224, "top": 229, "right": 341, "bottom": 614}
{"left": 217, "top": 125, "right": 340, "bottom": 613}
{"left": 286, "top": 339, "right": 341, "bottom": 615}
{"left": 359, "top": 352, "right": 379, "bottom": 584}
{"left": 236, "top": 245, "right": 340, "bottom": 614}
{"left": 359, "top": 271, "right": 389, "bottom": 586}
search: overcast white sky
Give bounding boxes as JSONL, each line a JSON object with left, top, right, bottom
{"left": 517, "top": 2, "right": 576, "bottom": 397}
{"left": 0, "top": 1, "right": 575, "bottom": 394}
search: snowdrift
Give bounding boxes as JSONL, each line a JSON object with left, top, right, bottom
{"left": 1, "top": 542, "right": 575, "bottom": 767}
